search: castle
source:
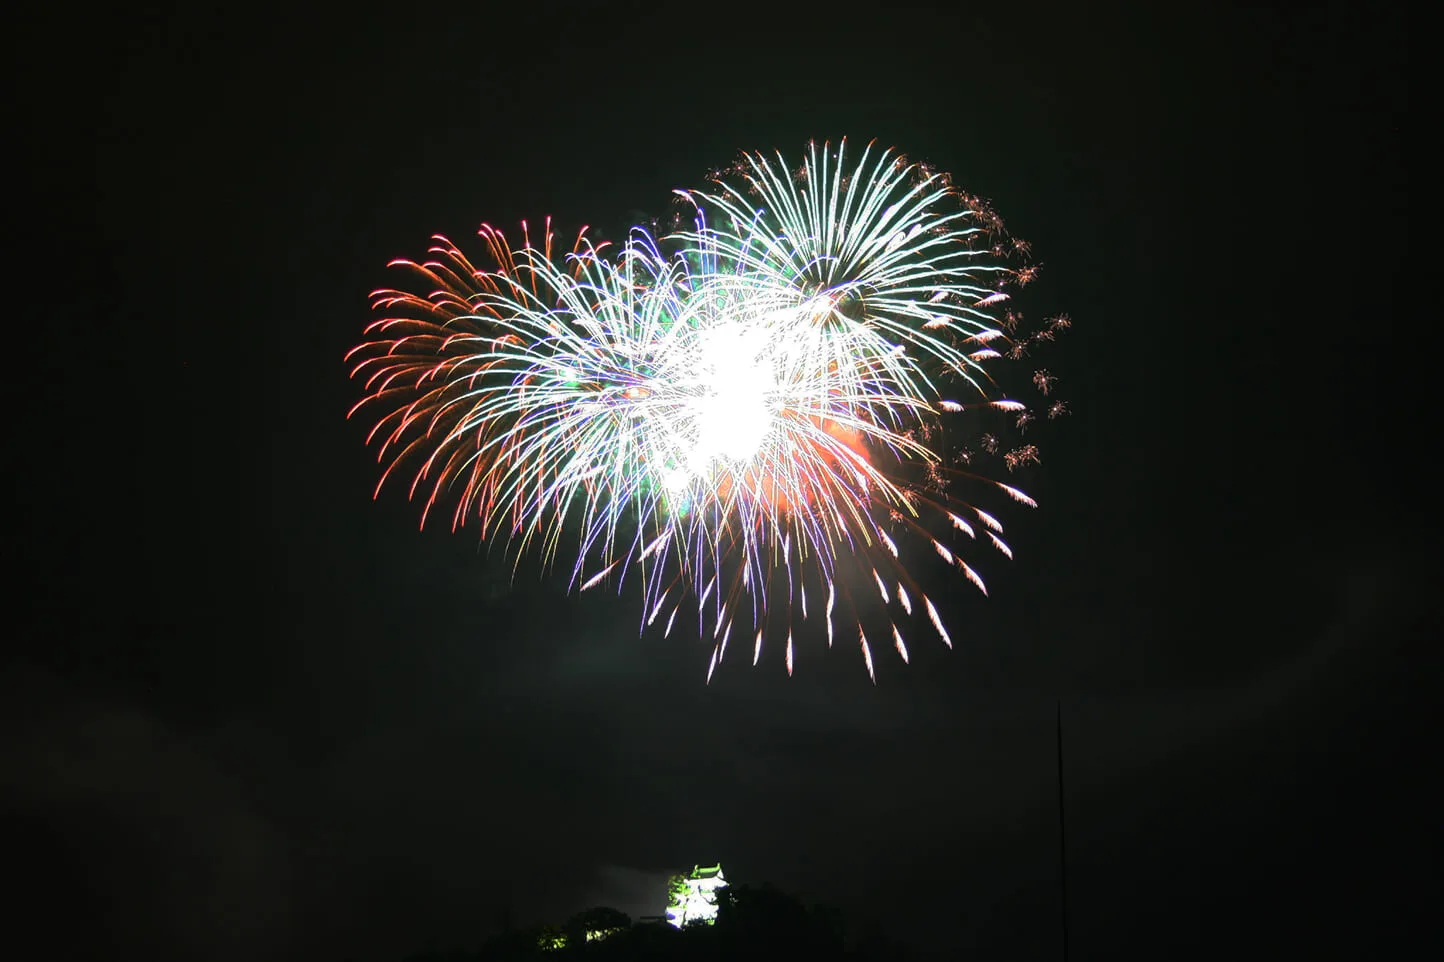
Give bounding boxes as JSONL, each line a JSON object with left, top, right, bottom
{"left": 664, "top": 863, "right": 728, "bottom": 928}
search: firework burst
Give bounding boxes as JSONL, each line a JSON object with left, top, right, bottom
{"left": 347, "top": 140, "right": 1067, "bottom": 682}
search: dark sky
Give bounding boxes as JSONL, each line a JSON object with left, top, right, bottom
{"left": 10, "top": 4, "right": 1427, "bottom": 960}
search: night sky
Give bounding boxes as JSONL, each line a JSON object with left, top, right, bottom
{"left": 10, "top": 5, "right": 1427, "bottom": 960}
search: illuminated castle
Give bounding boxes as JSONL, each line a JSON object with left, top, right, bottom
{"left": 664, "top": 863, "right": 728, "bottom": 928}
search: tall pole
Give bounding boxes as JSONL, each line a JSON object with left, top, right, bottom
{"left": 1057, "top": 700, "right": 1070, "bottom": 962}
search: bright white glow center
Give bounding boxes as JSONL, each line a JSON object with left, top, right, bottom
{"left": 687, "top": 325, "right": 775, "bottom": 468}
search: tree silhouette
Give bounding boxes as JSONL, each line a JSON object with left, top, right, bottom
{"left": 564, "top": 905, "right": 631, "bottom": 945}
{"left": 404, "top": 877, "right": 923, "bottom": 961}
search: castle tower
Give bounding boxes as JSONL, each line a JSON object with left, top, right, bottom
{"left": 664, "top": 863, "right": 727, "bottom": 928}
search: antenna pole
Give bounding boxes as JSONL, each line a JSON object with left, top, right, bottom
{"left": 1057, "top": 700, "right": 1070, "bottom": 962}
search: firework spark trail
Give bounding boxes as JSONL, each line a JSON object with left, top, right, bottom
{"left": 347, "top": 139, "right": 1067, "bottom": 681}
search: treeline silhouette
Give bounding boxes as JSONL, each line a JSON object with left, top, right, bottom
{"left": 398, "top": 883, "right": 920, "bottom": 961}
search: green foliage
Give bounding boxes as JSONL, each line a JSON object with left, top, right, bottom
{"left": 665, "top": 873, "right": 690, "bottom": 908}
{"left": 534, "top": 924, "right": 566, "bottom": 951}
